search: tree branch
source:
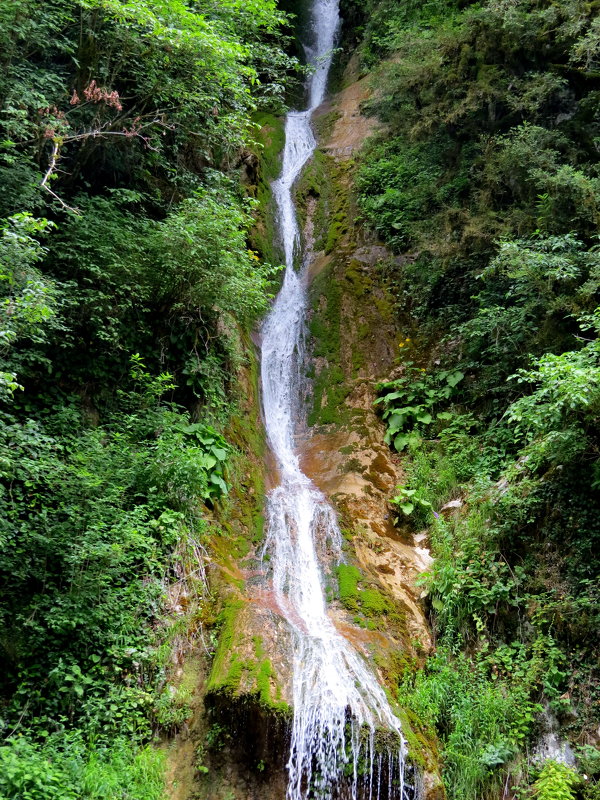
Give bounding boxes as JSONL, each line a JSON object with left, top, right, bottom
{"left": 39, "top": 117, "right": 171, "bottom": 213}
{"left": 40, "top": 139, "right": 80, "bottom": 214}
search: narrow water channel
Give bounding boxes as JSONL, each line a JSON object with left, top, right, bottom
{"left": 259, "top": 2, "right": 413, "bottom": 798}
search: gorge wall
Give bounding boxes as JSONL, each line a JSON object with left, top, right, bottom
{"left": 164, "top": 22, "right": 442, "bottom": 800}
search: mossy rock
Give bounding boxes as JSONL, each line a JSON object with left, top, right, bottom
{"left": 250, "top": 112, "right": 285, "bottom": 266}
{"left": 207, "top": 597, "right": 290, "bottom": 715}
{"left": 335, "top": 561, "right": 395, "bottom": 631}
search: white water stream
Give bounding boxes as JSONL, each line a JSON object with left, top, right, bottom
{"left": 260, "top": 2, "right": 412, "bottom": 798}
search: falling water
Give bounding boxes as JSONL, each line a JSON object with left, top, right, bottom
{"left": 260, "top": 1, "right": 412, "bottom": 798}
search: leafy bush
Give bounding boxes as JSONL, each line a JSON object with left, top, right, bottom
{"left": 532, "top": 760, "right": 577, "bottom": 800}
{"left": 0, "top": 214, "right": 59, "bottom": 399}
{"left": 0, "top": 0, "right": 295, "bottom": 793}
{"left": 358, "top": 0, "right": 600, "bottom": 794}
{"left": 0, "top": 734, "right": 165, "bottom": 800}
{"left": 376, "top": 364, "right": 464, "bottom": 452}
{"left": 0, "top": 359, "right": 227, "bottom": 734}
{"left": 399, "top": 651, "right": 540, "bottom": 798}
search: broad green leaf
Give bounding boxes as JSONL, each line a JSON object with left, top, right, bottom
{"left": 393, "top": 433, "right": 410, "bottom": 451}
{"left": 446, "top": 370, "right": 464, "bottom": 388}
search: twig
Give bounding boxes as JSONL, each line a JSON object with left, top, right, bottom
{"left": 39, "top": 118, "right": 169, "bottom": 213}
{"left": 40, "top": 139, "right": 80, "bottom": 214}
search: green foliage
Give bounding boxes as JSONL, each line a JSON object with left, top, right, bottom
{"left": 357, "top": 0, "right": 600, "bottom": 793}
{"left": 532, "top": 761, "right": 577, "bottom": 800}
{"left": 357, "top": 134, "right": 473, "bottom": 251}
{"left": 0, "top": 359, "right": 231, "bottom": 796}
{"left": 456, "top": 234, "right": 600, "bottom": 398}
{"left": 506, "top": 323, "right": 600, "bottom": 453}
{"left": 147, "top": 189, "right": 278, "bottom": 324}
{"left": 0, "top": 0, "right": 299, "bottom": 212}
{"left": 376, "top": 363, "right": 464, "bottom": 451}
{"left": 577, "top": 745, "right": 600, "bottom": 780}
{"left": 0, "top": 0, "right": 294, "bottom": 792}
{"left": 424, "top": 511, "right": 528, "bottom": 640}
{"left": 0, "top": 0, "right": 294, "bottom": 410}
{"left": 390, "top": 485, "right": 432, "bottom": 519}
{"left": 356, "top": 0, "right": 600, "bottom": 329}
{"left": 0, "top": 734, "right": 165, "bottom": 800}
{"left": 399, "top": 650, "right": 540, "bottom": 799}
{"left": 378, "top": 363, "right": 600, "bottom": 789}
{"left": 0, "top": 214, "right": 59, "bottom": 398}
{"left": 36, "top": 183, "right": 278, "bottom": 409}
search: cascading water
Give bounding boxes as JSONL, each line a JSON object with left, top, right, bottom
{"left": 260, "top": 2, "right": 413, "bottom": 798}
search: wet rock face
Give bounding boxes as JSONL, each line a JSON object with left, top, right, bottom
{"left": 204, "top": 695, "right": 291, "bottom": 799}
{"left": 202, "top": 694, "right": 427, "bottom": 800}
{"left": 299, "top": 61, "right": 434, "bottom": 663}
{"left": 295, "top": 54, "right": 443, "bottom": 794}
{"left": 299, "top": 424, "right": 432, "bottom": 652}
{"left": 320, "top": 54, "right": 382, "bottom": 160}
{"left": 164, "top": 51, "right": 443, "bottom": 800}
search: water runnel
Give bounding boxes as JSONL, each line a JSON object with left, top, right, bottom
{"left": 260, "top": 2, "right": 414, "bottom": 798}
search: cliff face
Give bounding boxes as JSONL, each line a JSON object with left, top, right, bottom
{"left": 299, "top": 55, "right": 442, "bottom": 797}
{"left": 163, "top": 53, "right": 443, "bottom": 800}
{"left": 328, "top": 2, "right": 600, "bottom": 798}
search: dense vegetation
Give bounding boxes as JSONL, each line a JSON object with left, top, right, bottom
{"left": 0, "top": 1, "right": 297, "bottom": 796}
{"left": 346, "top": 0, "right": 600, "bottom": 796}
{"left": 4, "top": 0, "right": 600, "bottom": 797}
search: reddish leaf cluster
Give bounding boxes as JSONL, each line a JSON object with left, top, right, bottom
{"left": 71, "top": 80, "right": 123, "bottom": 111}
{"left": 37, "top": 105, "right": 65, "bottom": 118}
{"left": 36, "top": 106, "right": 68, "bottom": 139}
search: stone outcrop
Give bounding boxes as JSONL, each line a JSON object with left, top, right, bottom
{"left": 164, "top": 54, "right": 443, "bottom": 800}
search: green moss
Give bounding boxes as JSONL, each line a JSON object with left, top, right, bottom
{"left": 325, "top": 159, "right": 354, "bottom": 254}
{"left": 335, "top": 561, "right": 399, "bottom": 632}
{"left": 207, "top": 602, "right": 291, "bottom": 715}
{"left": 251, "top": 511, "right": 265, "bottom": 544}
{"left": 252, "top": 657, "right": 289, "bottom": 713}
{"left": 306, "top": 227, "right": 396, "bottom": 424}
{"left": 207, "top": 598, "right": 246, "bottom": 694}
{"left": 253, "top": 635, "right": 265, "bottom": 660}
{"left": 325, "top": 212, "right": 348, "bottom": 254}
{"left": 337, "top": 564, "right": 361, "bottom": 609}
{"left": 252, "top": 112, "right": 285, "bottom": 183}
{"left": 209, "top": 536, "right": 246, "bottom": 588}
{"left": 313, "top": 109, "right": 342, "bottom": 141}
{"left": 360, "top": 588, "right": 390, "bottom": 615}
{"left": 224, "top": 653, "right": 244, "bottom": 693}
{"left": 344, "top": 262, "right": 372, "bottom": 297}
{"left": 357, "top": 321, "right": 370, "bottom": 340}
{"left": 256, "top": 658, "right": 272, "bottom": 703}
{"left": 340, "top": 457, "right": 365, "bottom": 474}
{"left": 294, "top": 149, "right": 334, "bottom": 247}
{"left": 222, "top": 333, "right": 267, "bottom": 546}
{"left": 309, "top": 266, "right": 342, "bottom": 361}
{"left": 309, "top": 369, "right": 353, "bottom": 427}
{"left": 308, "top": 260, "right": 357, "bottom": 427}
{"left": 250, "top": 112, "right": 285, "bottom": 265}
{"left": 299, "top": 144, "right": 389, "bottom": 426}
{"left": 396, "top": 706, "right": 439, "bottom": 772}
{"left": 243, "top": 651, "right": 291, "bottom": 714}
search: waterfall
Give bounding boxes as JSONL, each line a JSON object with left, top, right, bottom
{"left": 260, "top": 1, "right": 411, "bottom": 798}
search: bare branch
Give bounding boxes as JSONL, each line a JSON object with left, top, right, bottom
{"left": 40, "top": 139, "right": 80, "bottom": 214}
{"left": 38, "top": 117, "right": 171, "bottom": 213}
